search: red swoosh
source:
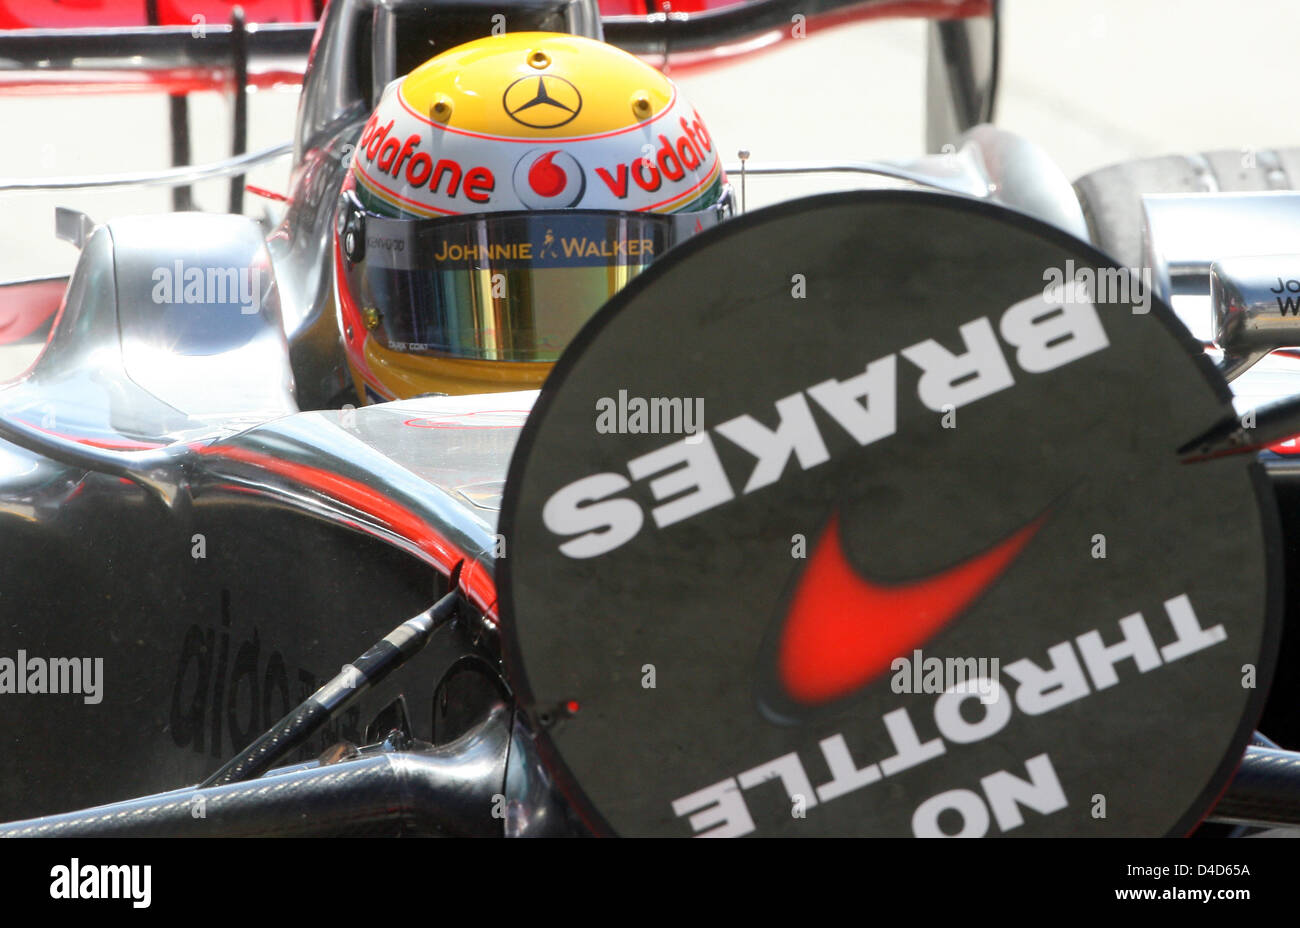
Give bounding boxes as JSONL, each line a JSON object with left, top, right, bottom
{"left": 778, "top": 512, "right": 1046, "bottom": 705}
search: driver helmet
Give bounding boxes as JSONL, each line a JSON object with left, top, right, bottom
{"left": 334, "top": 31, "right": 731, "bottom": 403}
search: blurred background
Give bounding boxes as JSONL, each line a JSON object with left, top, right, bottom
{"left": 1, "top": 0, "right": 1298, "bottom": 278}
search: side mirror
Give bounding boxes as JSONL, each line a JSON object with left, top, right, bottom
{"left": 925, "top": 7, "right": 1000, "bottom": 153}
{"left": 1212, "top": 255, "right": 1300, "bottom": 380}
{"left": 54, "top": 207, "right": 95, "bottom": 249}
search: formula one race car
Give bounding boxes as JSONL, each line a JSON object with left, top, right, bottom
{"left": 0, "top": 0, "right": 1298, "bottom": 838}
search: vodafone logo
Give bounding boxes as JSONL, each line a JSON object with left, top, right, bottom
{"left": 513, "top": 149, "right": 586, "bottom": 209}
{"left": 357, "top": 112, "right": 495, "bottom": 209}
{"left": 595, "top": 115, "right": 716, "bottom": 201}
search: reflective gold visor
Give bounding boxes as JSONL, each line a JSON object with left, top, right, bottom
{"left": 338, "top": 191, "right": 729, "bottom": 362}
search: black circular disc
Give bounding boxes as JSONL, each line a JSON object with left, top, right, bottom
{"left": 498, "top": 190, "right": 1282, "bottom": 837}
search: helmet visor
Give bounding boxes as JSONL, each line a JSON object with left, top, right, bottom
{"left": 338, "top": 190, "right": 730, "bottom": 363}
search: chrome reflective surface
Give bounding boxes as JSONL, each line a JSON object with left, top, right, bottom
{"left": 0, "top": 415, "right": 190, "bottom": 512}
{"left": 294, "top": 0, "right": 379, "bottom": 165}
{"left": 54, "top": 207, "right": 94, "bottom": 248}
{"left": 0, "top": 143, "right": 292, "bottom": 194}
{"left": 0, "top": 705, "right": 516, "bottom": 837}
{"left": 1, "top": 216, "right": 295, "bottom": 443}
{"left": 956, "top": 124, "right": 1089, "bottom": 242}
{"left": 1140, "top": 191, "right": 1300, "bottom": 411}
{"left": 110, "top": 215, "right": 297, "bottom": 423}
{"left": 722, "top": 157, "right": 990, "bottom": 198}
{"left": 0, "top": 388, "right": 523, "bottom": 818}
{"left": 0, "top": 212, "right": 299, "bottom": 506}
{"left": 503, "top": 709, "right": 575, "bottom": 836}
{"left": 1143, "top": 192, "right": 1300, "bottom": 312}
{"left": 266, "top": 131, "right": 355, "bottom": 407}
{"left": 190, "top": 392, "right": 532, "bottom": 614}
{"left": 1212, "top": 255, "right": 1300, "bottom": 381}
{"left": 723, "top": 124, "right": 1090, "bottom": 242}
{"left": 924, "top": 7, "right": 999, "bottom": 153}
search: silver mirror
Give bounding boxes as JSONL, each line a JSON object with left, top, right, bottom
{"left": 925, "top": 4, "right": 1000, "bottom": 153}
{"left": 1212, "top": 255, "right": 1300, "bottom": 381}
{"left": 54, "top": 207, "right": 95, "bottom": 249}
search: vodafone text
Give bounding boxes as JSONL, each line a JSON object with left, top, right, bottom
{"left": 542, "top": 291, "right": 1108, "bottom": 558}
{"left": 360, "top": 116, "right": 495, "bottom": 204}
{"left": 671, "top": 593, "right": 1224, "bottom": 836}
{"left": 596, "top": 116, "right": 714, "bottom": 199}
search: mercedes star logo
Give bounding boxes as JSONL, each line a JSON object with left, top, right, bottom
{"left": 502, "top": 76, "right": 583, "bottom": 129}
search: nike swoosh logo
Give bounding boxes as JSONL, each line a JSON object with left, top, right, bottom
{"left": 778, "top": 512, "right": 1046, "bottom": 706}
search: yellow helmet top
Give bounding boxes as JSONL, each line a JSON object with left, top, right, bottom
{"left": 352, "top": 32, "right": 724, "bottom": 217}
